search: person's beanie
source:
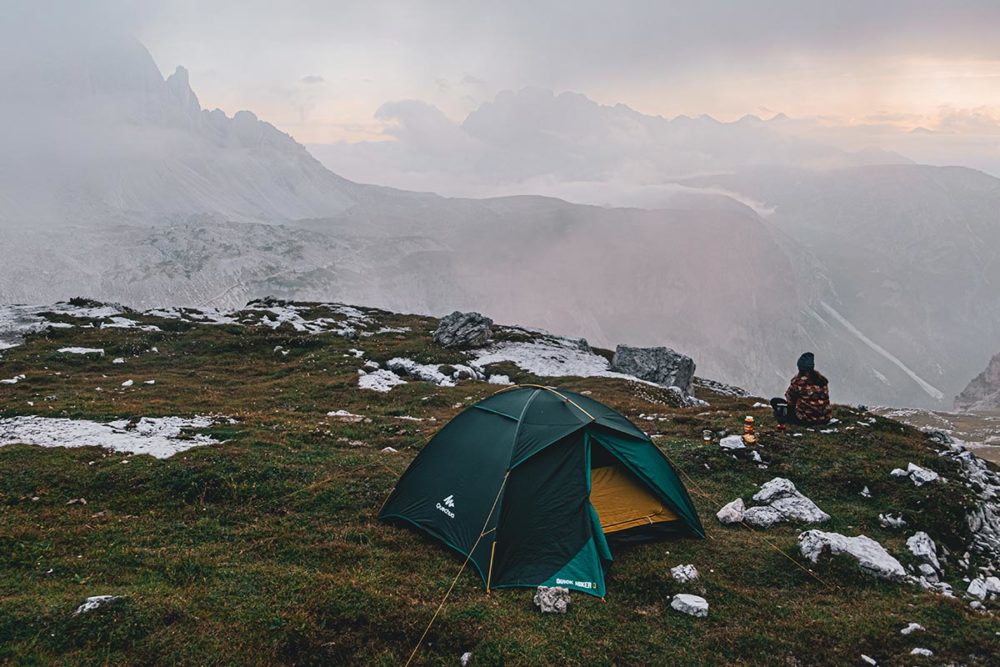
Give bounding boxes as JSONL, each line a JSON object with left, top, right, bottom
{"left": 797, "top": 352, "right": 815, "bottom": 373}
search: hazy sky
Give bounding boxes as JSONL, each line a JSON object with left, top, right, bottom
{"left": 6, "top": 1, "right": 1000, "bottom": 146}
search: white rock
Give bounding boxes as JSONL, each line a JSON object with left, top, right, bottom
{"left": 798, "top": 530, "right": 906, "bottom": 581}
{"left": 121, "top": 379, "right": 133, "bottom": 387}
{"left": 533, "top": 586, "right": 570, "bottom": 613}
{"left": 879, "top": 513, "right": 907, "bottom": 529}
{"left": 719, "top": 435, "right": 745, "bottom": 450}
{"left": 967, "top": 577, "right": 989, "bottom": 600}
{"left": 742, "top": 505, "right": 784, "bottom": 528}
{"left": 716, "top": 498, "right": 745, "bottom": 524}
{"left": 909, "top": 648, "right": 932, "bottom": 657}
{"left": 670, "top": 593, "right": 708, "bottom": 618}
{"left": 73, "top": 595, "right": 119, "bottom": 615}
{"left": 900, "top": 622, "right": 925, "bottom": 635}
{"left": 890, "top": 468, "right": 909, "bottom": 477}
{"left": 112, "top": 357, "right": 125, "bottom": 364}
{"left": 918, "top": 564, "right": 938, "bottom": 582}
{"left": 860, "top": 486, "right": 871, "bottom": 498}
{"left": 460, "top": 651, "right": 472, "bottom": 666}
{"left": 860, "top": 655, "right": 877, "bottom": 666}
{"left": 907, "top": 463, "right": 940, "bottom": 486}
{"left": 906, "top": 532, "right": 941, "bottom": 571}
{"left": 752, "top": 450, "right": 762, "bottom": 463}
{"left": 670, "top": 564, "right": 699, "bottom": 583}
{"left": 752, "top": 478, "right": 831, "bottom": 524}
{"left": 380, "top": 447, "right": 398, "bottom": 454}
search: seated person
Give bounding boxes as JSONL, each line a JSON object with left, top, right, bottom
{"left": 771, "top": 352, "right": 832, "bottom": 426}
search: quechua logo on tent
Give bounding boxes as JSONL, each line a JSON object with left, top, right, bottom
{"left": 436, "top": 494, "right": 456, "bottom": 518}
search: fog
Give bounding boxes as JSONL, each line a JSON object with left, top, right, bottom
{"left": 2, "top": 2, "right": 1000, "bottom": 411}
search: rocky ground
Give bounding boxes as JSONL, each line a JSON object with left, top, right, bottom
{"left": 1, "top": 299, "right": 999, "bottom": 666}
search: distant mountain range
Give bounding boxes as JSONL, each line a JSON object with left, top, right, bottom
{"left": 1, "top": 35, "right": 997, "bottom": 409}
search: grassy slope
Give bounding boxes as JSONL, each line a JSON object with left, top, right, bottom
{"left": 0, "top": 304, "right": 997, "bottom": 666}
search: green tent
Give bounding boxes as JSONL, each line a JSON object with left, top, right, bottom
{"left": 378, "top": 385, "right": 704, "bottom": 597}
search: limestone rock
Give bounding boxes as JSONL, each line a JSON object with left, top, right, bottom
{"left": 900, "top": 622, "right": 924, "bottom": 635}
{"left": 906, "top": 532, "right": 941, "bottom": 572}
{"left": 432, "top": 311, "right": 493, "bottom": 349}
{"left": 798, "top": 530, "right": 906, "bottom": 581}
{"left": 742, "top": 505, "right": 784, "bottom": 529}
{"left": 670, "top": 593, "right": 708, "bottom": 618}
{"left": 670, "top": 564, "right": 699, "bottom": 583}
{"left": 752, "top": 478, "right": 831, "bottom": 524}
{"left": 610, "top": 345, "right": 695, "bottom": 394}
{"left": 716, "top": 498, "right": 745, "bottom": 524}
{"left": 907, "top": 463, "right": 941, "bottom": 486}
{"left": 73, "top": 595, "right": 120, "bottom": 615}
{"left": 533, "top": 586, "right": 570, "bottom": 613}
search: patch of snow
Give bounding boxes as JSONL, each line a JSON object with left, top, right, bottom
{"left": 358, "top": 369, "right": 407, "bottom": 393}
{"left": 386, "top": 358, "right": 456, "bottom": 387}
{"left": 0, "top": 415, "right": 228, "bottom": 458}
{"left": 1, "top": 374, "right": 26, "bottom": 384}
{"left": 58, "top": 347, "right": 104, "bottom": 356}
{"left": 471, "top": 334, "right": 654, "bottom": 385}
{"left": 819, "top": 301, "right": 944, "bottom": 400}
{"left": 326, "top": 410, "right": 364, "bottom": 422}
{"left": 112, "top": 357, "right": 125, "bottom": 364}
{"left": 488, "top": 374, "right": 513, "bottom": 385}
{"left": 100, "top": 317, "right": 160, "bottom": 332}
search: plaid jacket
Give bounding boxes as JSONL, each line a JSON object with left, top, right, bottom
{"left": 786, "top": 372, "right": 832, "bottom": 424}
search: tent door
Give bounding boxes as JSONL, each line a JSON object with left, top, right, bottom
{"left": 589, "top": 441, "right": 679, "bottom": 535}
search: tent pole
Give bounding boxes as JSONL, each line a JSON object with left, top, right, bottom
{"left": 486, "top": 541, "right": 497, "bottom": 593}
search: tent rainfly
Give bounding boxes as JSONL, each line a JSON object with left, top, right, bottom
{"left": 378, "top": 385, "right": 704, "bottom": 597}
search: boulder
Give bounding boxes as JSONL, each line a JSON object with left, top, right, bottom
{"left": 907, "top": 463, "right": 941, "bottom": 486}
{"left": 906, "top": 532, "right": 941, "bottom": 572}
{"left": 879, "top": 513, "right": 907, "bottom": 529}
{"left": 716, "top": 498, "right": 745, "bottom": 524}
{"left": 533, "top": 586, "right": 570, "bottom": 613}
{"left": 432, "top": 311, "right": 493, "bottom": 349}
{"left": 670, "top": 564, "right": 699, "bottom": 583}
{"left": 752, "top": 478, "right": 831, "bottom": 524}
{"left": 798, "top": 530, "right": 906, "bottom": 581}
{"left": 610, "top": 345, "right": 695, "bottom": 394}
{"left": 670, "top": 593, "right": 708, "bottom": 618}
{"left": 742, "top": 505, "right": 784, "bottom": 529}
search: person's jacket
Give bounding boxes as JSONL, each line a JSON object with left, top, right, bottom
{"left": 785, "top": 371, "right": 832, "bottom": 424}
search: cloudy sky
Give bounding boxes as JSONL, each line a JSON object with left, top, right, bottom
{"left": 47, "top": 0, "right": 996, "bottom": 145}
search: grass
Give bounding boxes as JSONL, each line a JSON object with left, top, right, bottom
{"left": 0, "top": 303, "right": 998, "bottom": 666}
